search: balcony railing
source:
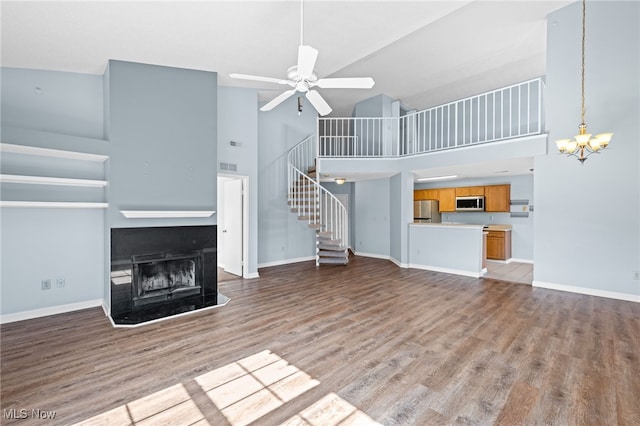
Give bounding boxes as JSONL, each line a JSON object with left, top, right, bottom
{"left": 318, "top": 78, "right": 544, "bottom": 158}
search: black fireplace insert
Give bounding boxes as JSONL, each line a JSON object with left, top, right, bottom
{"left": 110, "top": 225, "right": 217, "bottom": 325}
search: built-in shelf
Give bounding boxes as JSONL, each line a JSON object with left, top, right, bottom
{"left": 0, "top": 174, "right": 108, "bottom": 187}
{"left": 0, "top": 201, "right": 109, "bottom": 209}
{"left": 0, "top": 143, "right": 108, "bottom": 162}
{"left": 120, "top": 210, "right": 216, "bottom": 219}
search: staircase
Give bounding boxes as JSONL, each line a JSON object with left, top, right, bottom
{"left": 288, "top": 136, "right": 349, "bottom": 265}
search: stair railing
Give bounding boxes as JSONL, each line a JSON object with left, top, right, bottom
{"left": 288, "top": 136, "right": 349, "bottom": 262}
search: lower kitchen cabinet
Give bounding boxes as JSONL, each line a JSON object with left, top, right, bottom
{"left": 486, "top": 230, "right": 512, "bottom": 260}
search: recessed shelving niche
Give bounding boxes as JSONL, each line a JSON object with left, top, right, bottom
{"left": 0, "top": 142, "right": 109, "bottom": 209}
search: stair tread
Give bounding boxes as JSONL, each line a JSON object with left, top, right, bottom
{"left": 318, "top": 250, "right": 348, "bottom": 257}
{"left": 317, "top": 257, "right": 349, "bottom": 265}
{"left": 317, "top": 244, "right": 348, "bottom": 251}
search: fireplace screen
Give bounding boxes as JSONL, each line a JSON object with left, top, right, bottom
{"left": 132, "top": 251, "right": 203, "bottom": 307}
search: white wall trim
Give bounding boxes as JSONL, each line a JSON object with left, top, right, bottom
{"left": 408, "top": 263, "right": 482, "bottom": 278}
{"left": 0, "top": 299, "right": 104, "bottom": 324}
{"left": 355, "top": 252, "right": 392, "bottom": 261}
{"left": 510, "top": 258, "right": 534, "bottom": 264}
{"left": 533, "top": 281, "right": 640, "bottom": 303}
{"left": 243, "top": 272, "right": 260, "bottom": 279}
{"left": 389, "top": 256, "right": 409, "bottom": 268}
{"left": 258, "top": 256, "right": 315, "bottom": 269}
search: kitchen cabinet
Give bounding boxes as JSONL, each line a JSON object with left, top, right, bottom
{"left": 485, "top": 184, "right": 510, "bottom": 212}
{"left": 438, "top": 188, "right": 456, "bottom": 212}
{"left": 414, "top": 189, "right": 438, "bottom": 201}
{"left": 423, "top": 189, "right": 439, "bottom": 200}
{"left": 455, "top": 186, "right": 485, "bottom": 197}
{"left": 486, "top": 230, "right": 512, "bottom": 260}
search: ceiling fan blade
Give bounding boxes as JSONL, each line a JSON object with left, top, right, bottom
{"left": 315, "top": 77, "right": 375, "bottom": 89}
{"left": 260, "top": 89, "right": 296, "bottom": 112}
{"left": 297, "top": 45, "right": 319, "bottom": 79}
{"left": 306, "top": 90, "right": 332, "bottom": 116}
{"left": 229, "top": 73, "right": 290, "bottom": 85}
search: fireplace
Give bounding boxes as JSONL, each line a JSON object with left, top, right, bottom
{"left": 110, "top": 225, "right": 219, "bottom": 325}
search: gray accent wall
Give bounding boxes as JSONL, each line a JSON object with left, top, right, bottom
{"left": 107, "top": 60, "right": 217, "bottom": 229}
{"left": 535, "top": 1, "right": 639, "bottom": 296}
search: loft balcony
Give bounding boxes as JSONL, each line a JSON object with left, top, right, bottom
{"left": 319, "top": 78, "right": 544, "bottom": 158}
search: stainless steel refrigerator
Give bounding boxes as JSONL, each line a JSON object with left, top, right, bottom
{"left": 413, "top": 200, "right": 441, "bottom": 223}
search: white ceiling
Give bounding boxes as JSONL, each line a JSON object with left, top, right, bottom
{"left": 1, "top": 0, "right": 570, "bottom": 180}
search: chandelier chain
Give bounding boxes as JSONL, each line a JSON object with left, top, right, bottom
{"left": 581, "top": 0, "right": 586, "bottom": 125}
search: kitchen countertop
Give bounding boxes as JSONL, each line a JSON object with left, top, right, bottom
{"left": 410, "top": 222, "right": 483, "bottom": 229}
{"left": 485, "top": 224, "right": 512, "bottom": 231}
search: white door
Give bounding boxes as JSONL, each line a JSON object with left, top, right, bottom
{"left": 223, "top": 179, "right": 243, "bottom": 276}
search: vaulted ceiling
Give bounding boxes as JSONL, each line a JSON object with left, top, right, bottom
{"left": 2, "top": 1, "right": 572, "bottom": 117}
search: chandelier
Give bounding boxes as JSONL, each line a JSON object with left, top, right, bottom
{"left": 555, "top": 0, "right": 613, "bottom": 163}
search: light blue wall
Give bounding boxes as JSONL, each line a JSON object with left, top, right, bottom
{"left": 257, "top": 95, "right": 318, "bottom": 265}
{"left": 321, "top": 181, "right": 356, "bottom": 250}
{"left": 390, "top": 172, "right": 414, "bottom": 265}
{"left": 535, "top": 1, "right": 639, "bottom": 296}
{"left": 1, "top": 67, "right": 104, "bottom": 139}
{"left": 217, "top": 86, "right": 259, "bottom": 275}
{"left": 354, "top": 178, "right": 390, "bottom": 256}
{"left": 416, "top": 174, "right": 534, "bottom": 261}
{"left": 1, "top": 209, "right": 105, "bottom": 314}
{"left": 1, "top": 68, "right": 107, "bottom": 316}
{"left": 107, "top": 60, "right": 217, "bottom": 229}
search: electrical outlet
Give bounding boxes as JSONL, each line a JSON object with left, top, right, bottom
{"left": 633, "top": 271, "right": 640, "bottom": 280}
{"left": 41, "top": 279, "right": 51, "bottom": 290}
{"left": 56, "top": 278, "right": 65, "bottom": 288}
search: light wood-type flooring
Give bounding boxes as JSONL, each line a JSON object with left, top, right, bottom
{"left": 485, "top": 261, "right": 533, "bottom": 285}
{"left": 1, "top": 256, "right": 639, "bottom": 425}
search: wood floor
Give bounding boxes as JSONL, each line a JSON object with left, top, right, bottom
{"left": 1, "top": 256, "right": 639, "bottom": 425}
{"left": 485, "top": 261, "right": 533, "bottom": 285}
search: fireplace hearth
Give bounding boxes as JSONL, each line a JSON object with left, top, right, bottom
{"left": 110, "top": 225, "right": 222, "bottom": 325}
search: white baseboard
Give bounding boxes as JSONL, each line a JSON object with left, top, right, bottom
{"left": 355, "top": 252, "right": 391, "bottom": 260}
{"left": 408, "top": 263, "right": 482, "bottom": 278}
{"left": 0, "top": 299, "right": 104, "bottom": 324}
{"left": 533, "top": 281, "right": 640, "bottom": 303}
{"left": 389, "top": 256, "right": 409, "bottom": 268}
{"left": 510, "top": 258, "right": 534, "bottom": 264}
{"left": 243, "top": 272, "right": 260, "bottom": 279}
{"left": 258, "top": 256, "right": 315, "bottom": 269}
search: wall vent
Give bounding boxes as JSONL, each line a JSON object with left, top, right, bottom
{"left": 219, "top": 162, "right": 238, "bottom": 172}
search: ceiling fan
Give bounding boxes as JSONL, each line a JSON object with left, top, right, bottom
{"left": 229, "top": 0, "right": 375, "bottom": 116}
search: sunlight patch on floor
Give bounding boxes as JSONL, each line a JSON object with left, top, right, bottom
{"left": 280, "top": 392, "right": 382, "bottom": 426}
{"left": 74, "top": 383, "right": 208, "bottom": 425}
{"left": 74, "top": 349, "right": 377, "bottom": 426}
{"left": 196, "top": 350, "right": 320, "bottom": 426}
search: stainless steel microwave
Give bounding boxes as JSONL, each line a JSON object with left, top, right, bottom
{"left": 456, "top": 196, "right": 485, "bottom": 211}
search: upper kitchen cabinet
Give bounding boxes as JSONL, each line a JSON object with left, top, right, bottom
{"left": 414, "top": 189, "right": 439, "bottom": 201}
{"left": 455, "top": 186, "right": 485, "bottom": 197}
{"left": 485, "top": 184, "right": 510, "bottom": 212}
{"left": 438, "top": 188, "right": 456, "bottom": 212}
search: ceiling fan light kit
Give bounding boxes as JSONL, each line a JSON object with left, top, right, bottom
{"left": 229, "top": 0, "right": 374, "bottom": 116}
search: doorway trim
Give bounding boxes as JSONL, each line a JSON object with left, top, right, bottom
{"left": 218, "top": 173, "right": 252, "bottom": 278}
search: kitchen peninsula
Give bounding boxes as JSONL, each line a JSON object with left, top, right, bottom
{"left": 408, "top": 223, "right": 487, "bottom": 277}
